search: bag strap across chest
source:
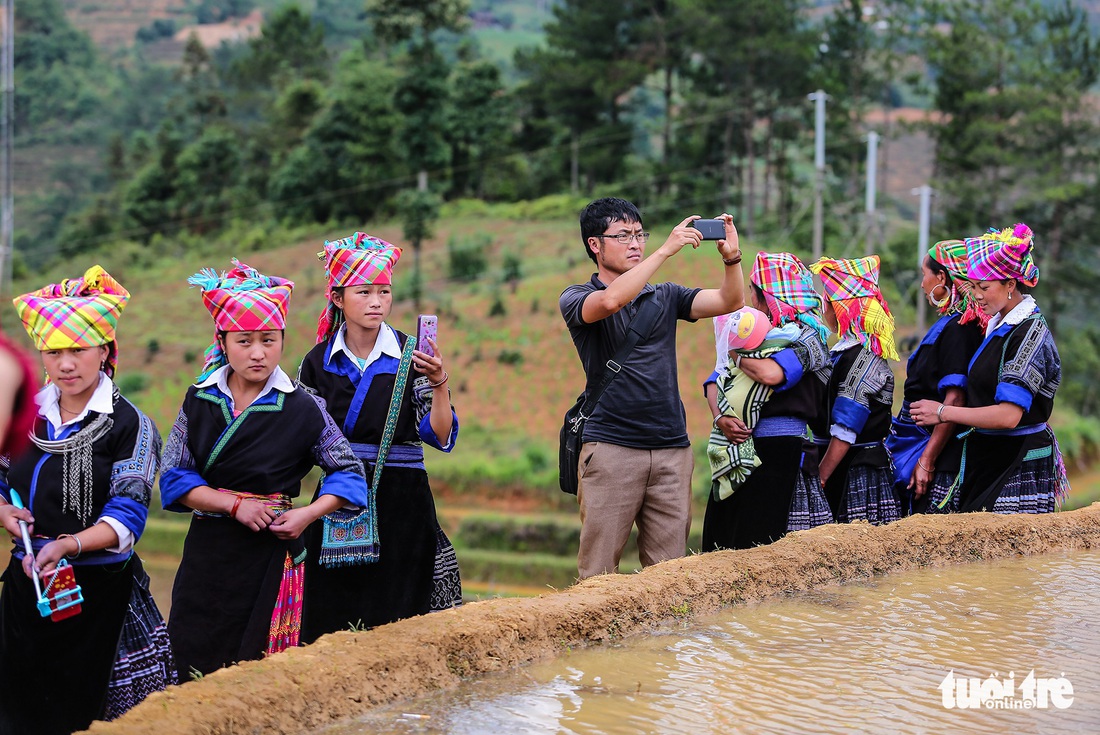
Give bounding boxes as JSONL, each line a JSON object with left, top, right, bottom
{"left": 571, "top": 293, "right": 662, "bottom": 433}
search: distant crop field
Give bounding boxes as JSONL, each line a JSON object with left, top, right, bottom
{"left": 62, "top": 0, "right": 184, "bottom": 49}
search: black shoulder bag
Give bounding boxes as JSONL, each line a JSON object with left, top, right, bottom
{"left": 558, "top": 294, "right": 661, "bottom": 494}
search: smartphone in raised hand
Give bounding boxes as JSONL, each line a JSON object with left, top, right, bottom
{"left": 416, "top": 314, "right": 438, "bottom": 357}
{"left": 690, "top": 218, "right": 726, "bottom": 240}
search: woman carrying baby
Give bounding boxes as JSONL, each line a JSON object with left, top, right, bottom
{"left": 702, "top": 252, "right": 832, "bottom": 551}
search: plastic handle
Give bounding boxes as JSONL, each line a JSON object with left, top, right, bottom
{"left": 7, "top": 489, "right": 44, "bottom": 600}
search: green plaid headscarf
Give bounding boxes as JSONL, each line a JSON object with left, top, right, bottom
{"left": 928, "top": 239, "right": 987, "bottom": 327}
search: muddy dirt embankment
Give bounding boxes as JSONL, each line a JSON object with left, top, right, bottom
{"left": 86, "top": 505, "right": 1100, "bottom": 735}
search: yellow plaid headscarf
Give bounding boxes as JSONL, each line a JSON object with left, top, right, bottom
{"left": 12, "top": 265, "right": 129, "bottom": 376}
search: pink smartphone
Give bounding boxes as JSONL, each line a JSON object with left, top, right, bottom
{"left": 416, "top": 314, "right": 438, "bottom": 357}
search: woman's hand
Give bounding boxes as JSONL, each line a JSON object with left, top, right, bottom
{"left": 910, "top": 400, "right": 943, "bottom": 427}
{"left": 269, "top": 507, "right": 316, "bottom": 540}
{"left": 26, "top": 537, "right": 75, "bottom": 578}
{"left": 235, "top": 499, "right": 276, "bottom": 532}
{"left": 910, "top": 458, "right": 934, "bottom": 499}
{"left": 715, "top": 415, "right": 752, "bottom": 445}
{"left": 413, "top": 338, "right": 448, "bottom": 387}
{"left": 0, "top": 503, "right": 32, "bottom": 539}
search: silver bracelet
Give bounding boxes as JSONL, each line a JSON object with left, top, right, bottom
{"left": 58, "top": 533, "right": 82, "bottom": 559}
{"left": 936, "top": 404, "right": 946, "bottom": 422}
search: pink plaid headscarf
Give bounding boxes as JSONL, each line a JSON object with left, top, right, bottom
{"left": 965, "top": 223, "right": 1039, "bottom": 286}
{"left": 188, "top": 259, "right": 294, "bottom": 380}
{"left": 13, "top": 265, "right": 130, "bottom": 377}
{"left": 316, "top": 232, "right": 402, "bottom": 343}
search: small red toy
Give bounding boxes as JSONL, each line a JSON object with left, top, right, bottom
{"left": 37, "top": 560, "right": 83, "bottom": 622}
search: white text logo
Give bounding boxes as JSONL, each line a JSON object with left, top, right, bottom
{"left": 939, "top": 670, "right": 1074, "bottom": 710}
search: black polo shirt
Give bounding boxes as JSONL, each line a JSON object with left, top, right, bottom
{"left": 560, "top": 274, "right": 701, "bottom": 448}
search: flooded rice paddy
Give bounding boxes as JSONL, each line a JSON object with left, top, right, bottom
{"left": 323, "top": 551, "right": 1100, "bottom": 735}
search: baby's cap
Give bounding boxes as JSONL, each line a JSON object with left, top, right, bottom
{"left": 725, "top": 306, "right": 771, "bottom": 352}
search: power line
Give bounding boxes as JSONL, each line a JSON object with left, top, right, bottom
{"left": 29, "top": 99, "right": 830, "bottom": 258}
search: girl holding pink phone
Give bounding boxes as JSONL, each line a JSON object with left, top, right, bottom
{"left": 297, "top": 232, "right": 461, "bottom": 640}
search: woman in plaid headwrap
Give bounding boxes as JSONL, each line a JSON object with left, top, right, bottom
{"left": 297, "top": 232, "right": 461, "bottom": 641}
{"left": 884, "top": 240, "right": 985, "bottom": 515}
{"left": 160, "top": 260, "right": 370, "bottom": 678}
{"left": 0, "top": 266, "right": 175, "bottom": 734}
{"left": 911, "top": 224, "right": 1068, "bottom": 513}
{"left": 809, "top": 255, "right": 900, "bottom": 526}
{"left": 702, "top": 252, "right": 834, "bottom": 551}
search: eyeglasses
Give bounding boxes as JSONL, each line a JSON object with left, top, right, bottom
{"left": 596, "top": 232, "right": 651, "bottom": 244}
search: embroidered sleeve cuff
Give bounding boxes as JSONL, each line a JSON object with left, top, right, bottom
{"left": 160, "top": 468, "right": 210, "bottom": 512}
{"left": 833, "top": 396, "right": 870, "bottom": 435}
{"left": 772, "top": 348, "right": 803, "bottom": 392}
{"left": 938, "top": 373, "right": 967, "bottom": 393}
{"left": 419, "top": 410, "right": 459, "bottom": 452}
{"left": 996, "top": 381, "right": 1034, "bottom": 412}
{"left": 318, "top": 470, "right": 370, "bottom": 508}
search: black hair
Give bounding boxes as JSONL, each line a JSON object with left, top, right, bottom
{"left": 579, "top": 197, "right": 642, "bottom": 264}
{"left": 971, "top": 276, "right": 1032, "bottom": 295}
{"left": 103, "top": 341, "right": 118, "bottom": 379}
{"left": 750, "top": 283, "right": 771, "bottom": 319}
{"left": 925, "top": 255, "right": 951, "bottom": 282}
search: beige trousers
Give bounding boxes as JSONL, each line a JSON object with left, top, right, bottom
{"left": 576, "top": 442, "right": 694, "bottom": 580}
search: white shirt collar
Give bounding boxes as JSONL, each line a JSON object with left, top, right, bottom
{"left": 830, "top": 333, "right": 862, "bottom": 353}
{"left": 330, "top": 322, "right": 402, "bottom": 371}
{"left": 36, "top": 372, "right": 115, "bottom": 430}
{"left": 986, "top": 294, "right": 1037, "bottom": 335}
{"left": 196, "top": 364, "right": 295, "bottom": 410}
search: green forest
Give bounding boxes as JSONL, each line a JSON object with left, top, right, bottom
{"left": 12, "top": 0, "right": 1100, "bottom": 420}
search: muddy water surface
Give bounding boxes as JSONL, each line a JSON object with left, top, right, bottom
{"left": 322, "top": 551, "right": 1100, "bottom": 735}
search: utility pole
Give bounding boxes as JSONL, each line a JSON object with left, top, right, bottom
{"left": 865, "top": 131, "right": 879, "bottom": 256}
{"left": 808, "top": 90, "right": 828, "bottom": 260}
{"left": 912, "top": 185, "right": 934, "bottom": 334}
{"left": 0, "top": 0, "right": 12, "bottom": 306}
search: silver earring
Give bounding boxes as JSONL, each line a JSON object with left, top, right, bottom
{"left": 1008, "top": 292, "right": 1013, "bottom": 301}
